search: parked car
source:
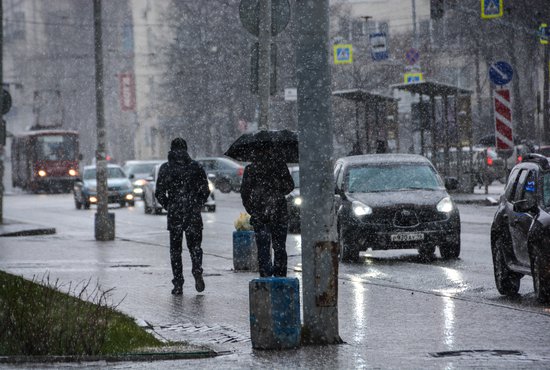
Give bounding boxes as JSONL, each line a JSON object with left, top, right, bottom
{"left": 286, "top": 166, "right": 301, "bottom": 233}
{"left": 122, "top": 160, "right": 164, "bottom": 199}
{"left": 472, "top": 146, "right": 507, "bottom": 186}
{"left": 490, "top": 153, "right": 550, "bottom": 303}
{"left": 73, "top": 164, "right": 134, "bottom": 209}
{"left": 334, "top": 154, "right": 461, "bottom": 262}
{"left": 142, "top": 163, "right": 216, "bottom": 214}
{"left": 196, "top": 157, "right": 244, "bottom": 193}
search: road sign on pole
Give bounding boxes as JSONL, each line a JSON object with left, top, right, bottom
{"left": 488, "top": 61, "right": 513, "bottom": 86}
{"left": 405, "top": 48, "right": 420, "bottom": 65}
{"left": 494, "top": 88, "right": 514, "bottom": 151}
{"left": 369, "top": 33, "right": 388, "bottom": 61}
{"left": 404, "top": 72, "right": 423, "bottom": 83}
{"left": 333, "top": 44, "right": 352, "bottom": 64}
{"left": 481, "top": 0, "right": 502, "bottom": 19}
{"left": 539, "top": 23, "right": 549, "bottom": 45}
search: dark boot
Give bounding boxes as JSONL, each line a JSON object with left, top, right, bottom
{"left": 194, "top": 274, "right": 205, "bottom": 292}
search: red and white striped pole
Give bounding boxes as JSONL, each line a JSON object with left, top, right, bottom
{"left": 494, "top": 88, "right": 514, "bottom": 151}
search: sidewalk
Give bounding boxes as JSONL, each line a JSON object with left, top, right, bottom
{"left": 449, "top": 182, "right": 504, "bottom": 206}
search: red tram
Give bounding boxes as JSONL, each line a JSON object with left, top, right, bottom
{"left": 11, "top": 130, "right": 81, "bottom": 193}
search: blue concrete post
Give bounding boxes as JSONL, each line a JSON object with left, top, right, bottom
{"left": 249, "top": 277, "right": 301, "bottom": 349}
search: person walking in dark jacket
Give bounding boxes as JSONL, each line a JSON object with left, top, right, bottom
{"left": 155, "top": 138, "right": 210, "bottom": 294}
{"left": 240, "top": 153, "right": 294, "bottom": 277}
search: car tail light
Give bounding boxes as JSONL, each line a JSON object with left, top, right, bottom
{"left": 517, "top": 156, "right": 522, "bottom": 163}
{"left": 486, "top": 157, "right": 493, "bottom": 166}
{"left": 237, "top": 167, "right": 244, "bottom": 176}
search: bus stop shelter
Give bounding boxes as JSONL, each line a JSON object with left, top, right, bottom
{"left": 333, "top": 89, "right": 399, "bottom": 154}
{"left": 391, "top": 80, "right": 474, "bottom": 192}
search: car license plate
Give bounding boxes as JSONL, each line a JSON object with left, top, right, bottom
{"left": 390, "top": 232, "right": 424, "bottom": 242}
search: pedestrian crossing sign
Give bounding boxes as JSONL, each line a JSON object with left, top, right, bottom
{"left": 481, "top": 0, "right": 502, "bottom": 19}
{"left": 333, "top": 44, "right": 353, "bottom": 64}
{"left": 404, "top": 72, "right": 423, "bottom": 84}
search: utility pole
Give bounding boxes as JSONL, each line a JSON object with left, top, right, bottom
{"left": 296, "top": 0, "right": 341, "bottom": 345}
{"left": 0, "top": 0, "right": 4, "bottom": 224}
{"left": 93, "top": 0, "right": 114, "bottom": 240}
{"left": 258, "top": 0, "right": 271, "bottom": 130}
{"left": 544, "top": 48, "right": 549, "bottom": 144}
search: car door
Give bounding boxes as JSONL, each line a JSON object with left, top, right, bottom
{"left": 333, "top": 162, "right": 345, "bottom": 220}
{"left": 509, "top": 169, "right": 537, "bottom": 266}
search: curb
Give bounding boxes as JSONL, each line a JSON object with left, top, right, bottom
{"left": 0, "top": 227, "right": 56, "bottom": 237}
{"left": 0, "top": 349, "right": 218, "bottom": 364}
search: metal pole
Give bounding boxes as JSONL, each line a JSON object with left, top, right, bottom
{"left": 544, "top": 48, "right": 549, "bottom": 144}
{"left": 93, "top": 0, "right": 114, "bottom": 241}
{"left": 258, "top": 0, "right": 271, "bottom": 130}
{"left": 296, "top": 0, "right": 341, "bottom": 345}
{"left": 411, "top": 0, "right": 418, "bottom": 49}
{"left": 0, "top": 0, "right": 3, "bottom": 224}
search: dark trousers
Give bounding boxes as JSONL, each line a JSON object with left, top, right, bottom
{"left": 169, "top": 227, "right": 203, "bottom": 288}
{"left": 253, "top": 222, "right": 288, "bottom": 277}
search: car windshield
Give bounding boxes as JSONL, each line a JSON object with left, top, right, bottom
{"left": 83, "top": 167, "right": 126, "bottom": 180}
{"left": 124, "top": 163, "right": 159, "bottom": 175}
{"left": 346, "top": 164, "right": 442, "bottom": 193}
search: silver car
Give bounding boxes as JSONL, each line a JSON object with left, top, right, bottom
{"left": 196, "top": 157, "right": 244, "bottom": 193}
{"left": 142, "top": 163, "right": 216, "bottom": 214}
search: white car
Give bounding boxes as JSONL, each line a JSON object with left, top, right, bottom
{"left": 142, "top": 163, "right": 216, "bottom": 214}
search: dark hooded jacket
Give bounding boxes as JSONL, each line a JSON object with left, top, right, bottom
{"left": 155, "top": 149, "right": 210, "bottom": 232}
{"left": 240, "top": 160, "right": 294, "bottom": 225}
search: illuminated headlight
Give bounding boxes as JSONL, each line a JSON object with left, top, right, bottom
{"left": 89, "top": 196, "right": 98, "bottom": 203}
{"left": 133, "top": 188, "right": 143, "bottom": 194}
{"left": 68, "top": 169, "right": 77, "bottom": 176}
{"left": 352, "top": 200, "right": 372, "bottom": 217}
{"left": 38, "top": 170, "right": 47, "bottom": 177}
{"left": 293, "top": 197, "right": 302, "bottom": 206}
{"left": 133, "top": 179, "right": 147, "bottom": 187}
{"left": 208, "top": 181, "right": 215, "bottom": 192}
{"left": 436, "top": 196, "right": 454, "bottom": 213}
{"left": 125, "top": 194, "right": 134, "bottom": 201}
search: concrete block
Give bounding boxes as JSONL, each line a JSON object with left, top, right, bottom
{"left": 249, "top": 277, "right": 301, "bottom": 350}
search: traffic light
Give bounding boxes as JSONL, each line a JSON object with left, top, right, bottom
{"left": 430, "top": 0, "right": 444, "bottom": 20}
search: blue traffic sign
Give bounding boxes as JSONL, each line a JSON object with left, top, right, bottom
{"left": 489, "top": 61, "right": 513, "bottom": 86}
{"left": 481, "top": 0, "right": 502, "bottom": 19}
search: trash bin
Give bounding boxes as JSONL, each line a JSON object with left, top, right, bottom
{"left": 233, "top": 230, "right": 258, "bottom": 271}
{"left": 249, "top": 277, "right": 301, "bottom": 350}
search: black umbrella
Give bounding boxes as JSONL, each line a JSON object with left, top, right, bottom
{"left": 224, "top": 129, "right": 299, "bottom": 163}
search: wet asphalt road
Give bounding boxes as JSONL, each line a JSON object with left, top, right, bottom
{"left": 1, "top": 191, "right": 550, "bottom": 369}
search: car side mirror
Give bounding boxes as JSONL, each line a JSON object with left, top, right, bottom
{"left": 444, "top": 177, "right": 459, "bottom": 191}
{"left": 129, "top": 174, "right": 135, "bottom": 179}
{"left": 513, "top": 197, "right": 538, "bottom": 213}
{"left": 78, "top": 153, "right": 83, "bottom": 161}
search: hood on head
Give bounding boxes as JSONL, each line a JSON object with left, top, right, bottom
{"left": 168, "top": 149, "right": 191, "bottom": 165}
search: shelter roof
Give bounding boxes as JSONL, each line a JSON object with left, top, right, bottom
{"left": 332, "top": 88, "right": 397, "bottom": 103}
{"left": 391, "top": 80, "right": 472, "bottom": 97}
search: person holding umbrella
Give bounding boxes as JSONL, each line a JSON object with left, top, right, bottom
{"left": 240, "top": 148, "right": 295, "bottom": 277}
{"left": 155, "top": 138, "right": 210, "bottom": 294}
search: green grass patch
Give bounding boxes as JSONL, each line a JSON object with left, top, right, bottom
{"left": 0, "top": 270, "right": 163, "bottom": 356}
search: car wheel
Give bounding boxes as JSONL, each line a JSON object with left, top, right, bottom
{"left": 492, "top": 235, "right": 521, "bottom": 296}
{"left": 128, "top": 200, "right": 135, "bottom": 207}
{"left": 119, "top": 201, "right": 126, "bottom": 208}
{"left": 531, "top": 252, "right": 550, "bottom": 303}
{"left": 84, "top": 201, "right": 90, "bottom": 210}
{"left": 440, "top": 236, "right": 461, "bottom": 260}
{"left": 74, "top": 197, "right": 82, "bottom": 210}
{"left": 338, "top": 224, "right": 359, "bottom": 262}
{"left": 418, "top": 244, "right": 436, "bottom": 261}
{"left": 217, "top": 179, "right": 231, "bottom": 193}
{"left": 206, "top": 205, "right": 216, "bottom": 212}
{"left": 144, "top": 198, "right": 152, "bottom": 214}
{"left": 154, "top": 206, "right": 163, "bottom": 215}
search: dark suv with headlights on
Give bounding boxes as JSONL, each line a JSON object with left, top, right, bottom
{"left": 334, "top": 154, "right": 460, "bottom": 262}
{"left": 490, "top": 153, "right": 550, "bottom": 303}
